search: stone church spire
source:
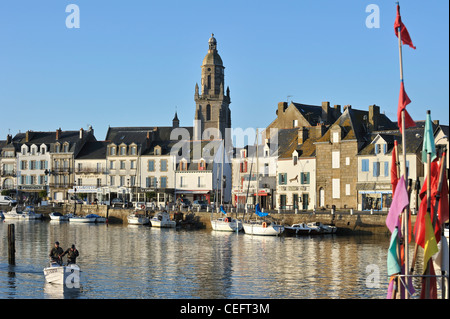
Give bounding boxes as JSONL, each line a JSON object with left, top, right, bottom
{"left": 194, "top": 34, "right": 231, "bottom": 142}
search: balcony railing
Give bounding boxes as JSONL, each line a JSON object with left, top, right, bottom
{"left": 0, "top": 170, "right": 16, "bottom": 177}
{"left": 75, "top": 168, "right": 108, "bottom": 174}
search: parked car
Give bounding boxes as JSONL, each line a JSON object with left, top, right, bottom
{"left": 0, "top": 195, "right": 17, "bottom": 206}
{"left": 192, "top": 200, "right": 207, "bottom": 209}
{"left": 111, "top": 198, "right": 123, "bottom": 207}
{"left": 69, "top": 196, "right": 83, "bottom": 204}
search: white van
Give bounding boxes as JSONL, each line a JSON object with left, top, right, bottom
{"left": 0, "top": 195, "right": 17, "bottom": 206}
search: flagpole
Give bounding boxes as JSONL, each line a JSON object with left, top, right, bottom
{"left": 396, "top": 2, "right": 410, "bottom": 297}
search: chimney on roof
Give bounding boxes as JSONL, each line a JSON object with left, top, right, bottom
{"left": 433, "top": 120, "right": 439, "bottom": 126}
{"left": 321, "top": 102, "right": 330, "bottom": 123}
{"left": 146, "top": 130, "right": 152, "bottom": 149}
{"left": 310, "top": 123, "right": 326, "bottom": 140}
{"left": 79, "top": 128, "right": 84, "bottom": 139}
{"left": 277, "top": 102, "right": 288, "bottom": 116}
{"left": 56, "top": 128, "right": 62, "bottom": 141}
{"left": 25, "top": 130, "right": 31, "bottom": 142}
{"left": 6, "top": 134, "right": 12, "bottom": 144}
{"left": 368, "top": 104, "right": 380, "bottom": 131}
{"left": 298, "top": 127, "right": 308, "bottom": 145}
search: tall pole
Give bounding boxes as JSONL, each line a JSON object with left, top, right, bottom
{"left": 397, "top": 8, "right": 410, "bottom": 297}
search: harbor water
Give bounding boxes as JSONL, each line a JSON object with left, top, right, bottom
{"left": 0, "top": 219, "right": 395, "bottom": 299}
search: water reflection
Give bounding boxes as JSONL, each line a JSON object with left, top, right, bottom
{"left": 0, "top": 221, "right": 393, "bottom": 299}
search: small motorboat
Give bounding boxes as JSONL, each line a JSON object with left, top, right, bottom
{"left": 43, "top": 261, "right": 81, "bottom": 286}
{"left": 307, "top": 222, "right": 337, "bottom": 234}
{"left": 21, "top": 206, "right": 42, "bottom": 220}
{"left": 85, "top": 214, "right": 106, "bottom": 223}
{"left": 150, "top": 211, "right": 176, "bottom": 228}
{"left": 127, "top": 211, "right": 149, "bottom": 225}
{"left": 69, "top": 215, "right": 96, "bottom": 223}
{"left": 284, "top": 223, "right": 322, "bottom": 236}
{"left": 3, "top": 207, "right": 24, "bottom": 219}
{"left": 49, "top": 212, "right": 70, "bottom": 221}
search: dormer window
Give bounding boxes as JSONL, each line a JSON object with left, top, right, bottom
{"left": 130, "top": 146, "right": 137, "bottom": 155}
{"left": 55, "top": 143, "right": 60, "bottom": 153}
{"left": 21, "top": 145, "right": 28, "bottom": 155}
{"left": 179, "top": 159, "right": 187, "bottom": 171}
{"left": 63, "top": 143, "right": 69, "bottom": 153}
{"left": 110, "top": 146, "right": 116, "bottom": 156}
{"left": 40, "top": 144, "right": 47, "bottom": 154}
{"left": 120, "top": 146, "right": 126, "bottom": 155}
{"left": 154, "top": 145, "right": 161, "bottom": 156}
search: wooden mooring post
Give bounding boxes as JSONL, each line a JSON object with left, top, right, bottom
{"left": 8, "top": 224, "right": 15, "bottom": 265}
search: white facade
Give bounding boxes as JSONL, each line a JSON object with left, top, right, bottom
{"left": 17, "top": 143, "right": 50, "bottom": 194}
{"left": 231, "top": 143, "right": 277, "bottom": 210}
{"left": 356, "top": 135, "right": 423, "bottom": 211}
{"left": 276, "top": 151, "right": 316, "bottom": 211}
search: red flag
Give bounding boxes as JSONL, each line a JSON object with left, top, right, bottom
{"left": 397, "top": 82, "right": 416, "bottom": 133}
{"left": 391, "top": 141, "right": 399, "bottom": 194}
{"left": 394, "top": 4, "right": 416, "bottom": 49}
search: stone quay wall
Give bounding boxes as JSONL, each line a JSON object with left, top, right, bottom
{"left": 17, "top": 204, "right": 417, "bottom": 235}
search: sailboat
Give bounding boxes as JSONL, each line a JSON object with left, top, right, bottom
{"left": 243, "top": 204, "right": 284, "bottom": 236}
{"left": 211, "top": 205, "right": 242, "bottom": 232}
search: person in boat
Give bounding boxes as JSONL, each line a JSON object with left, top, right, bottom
{"left": 49, "top": 241, "right": 64, "bottom": 265}
{"left": 61, "top": 244, "right": 79, "bottom": 265}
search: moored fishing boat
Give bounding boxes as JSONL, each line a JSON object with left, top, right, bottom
{"left": 150, "top": 211, "right": 176, "bottom": 228}
{"left": 284, "top": 223, "right": 322, "bottom": 236}
{"left": 69, "top": 215, "right": 96, "bottom": 223}
{"left": 22, "top": 206, "right": 43, "bottom": 220}
{"left": 49, "top": 212, "right": 70, "bottom": 221}
{"left": 127, "top": 210, "right": 149, "bottom": 225}
{"left": 306, "top": 222, "right": 337, "bottom": 234}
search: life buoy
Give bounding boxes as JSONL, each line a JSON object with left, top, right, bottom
{"left": 262, "top": 222, "right": 268, "bottom": 228}
{"left": 140, "top": 204, "right": 146, "bottom": 210}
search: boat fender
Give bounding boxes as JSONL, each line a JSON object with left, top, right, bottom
{"left": 262, "top": 222, "right": 267, "bottom": 228}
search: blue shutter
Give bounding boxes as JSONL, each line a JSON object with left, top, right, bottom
{"left": 384, "top": 162, "right": 389, "bottom": 177}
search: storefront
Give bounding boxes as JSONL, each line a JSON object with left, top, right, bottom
{"left": 357, "top": 182, "right": 392, "bottom": 211}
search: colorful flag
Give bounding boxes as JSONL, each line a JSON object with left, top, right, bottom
{"left": 387, "top": 227, "right": 401, "bottom": 276}
{"left": 397, "top": 82, "right": 416, "bottom": 133}
{"left": 394, "top": 4, "right": 416, "bottom": 49}
{"left": 437, "top": 161, "right": 449, "bottom": 229}
{"left": 391, "top": 141, "right": 399, "bottom": 194}
{"left": 422, "top": 112, "right": 437, "bottom": 163}
{"left": 414, "top": 161, "right": 439, "bottom": 248}
{"left": 386, "top": 176, "right": 409, "bottom": 233}
{"left": 422, "top": 212, "right": 439, "bottom": 271}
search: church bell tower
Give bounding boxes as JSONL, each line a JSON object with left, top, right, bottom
{"left": 194, "top": 34, "right": 231, "bottom": 142}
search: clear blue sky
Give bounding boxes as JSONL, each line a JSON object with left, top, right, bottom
{"left": 0, "top": 0, "right": 448, "bottom": 141}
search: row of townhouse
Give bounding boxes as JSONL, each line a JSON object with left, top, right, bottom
{"left": 1, "top": 101, "right": 447, "bottom": 210}
{"left": 0, "top": 114, "right": 230, "bottom": 206}
{"left": 229, "top": 101, "right": 448, "bottom": 212}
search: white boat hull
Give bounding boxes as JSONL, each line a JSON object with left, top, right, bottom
{"left": 128, "top": 216, "right": 149, "bottom": 225}
{"left": 211, "top": 219, "right": 242, "bottom": 232}
{"left": 243, "top": 223, "right": 284, "bottom": 236}
{"left": 151, "top": 220, "right": 176, "bottom": 228}
{"left": 43, "top": 264, "right": 81, "bottom": 286}
{"left": 69, "top": 217, "right": 96, "bottom": 223}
